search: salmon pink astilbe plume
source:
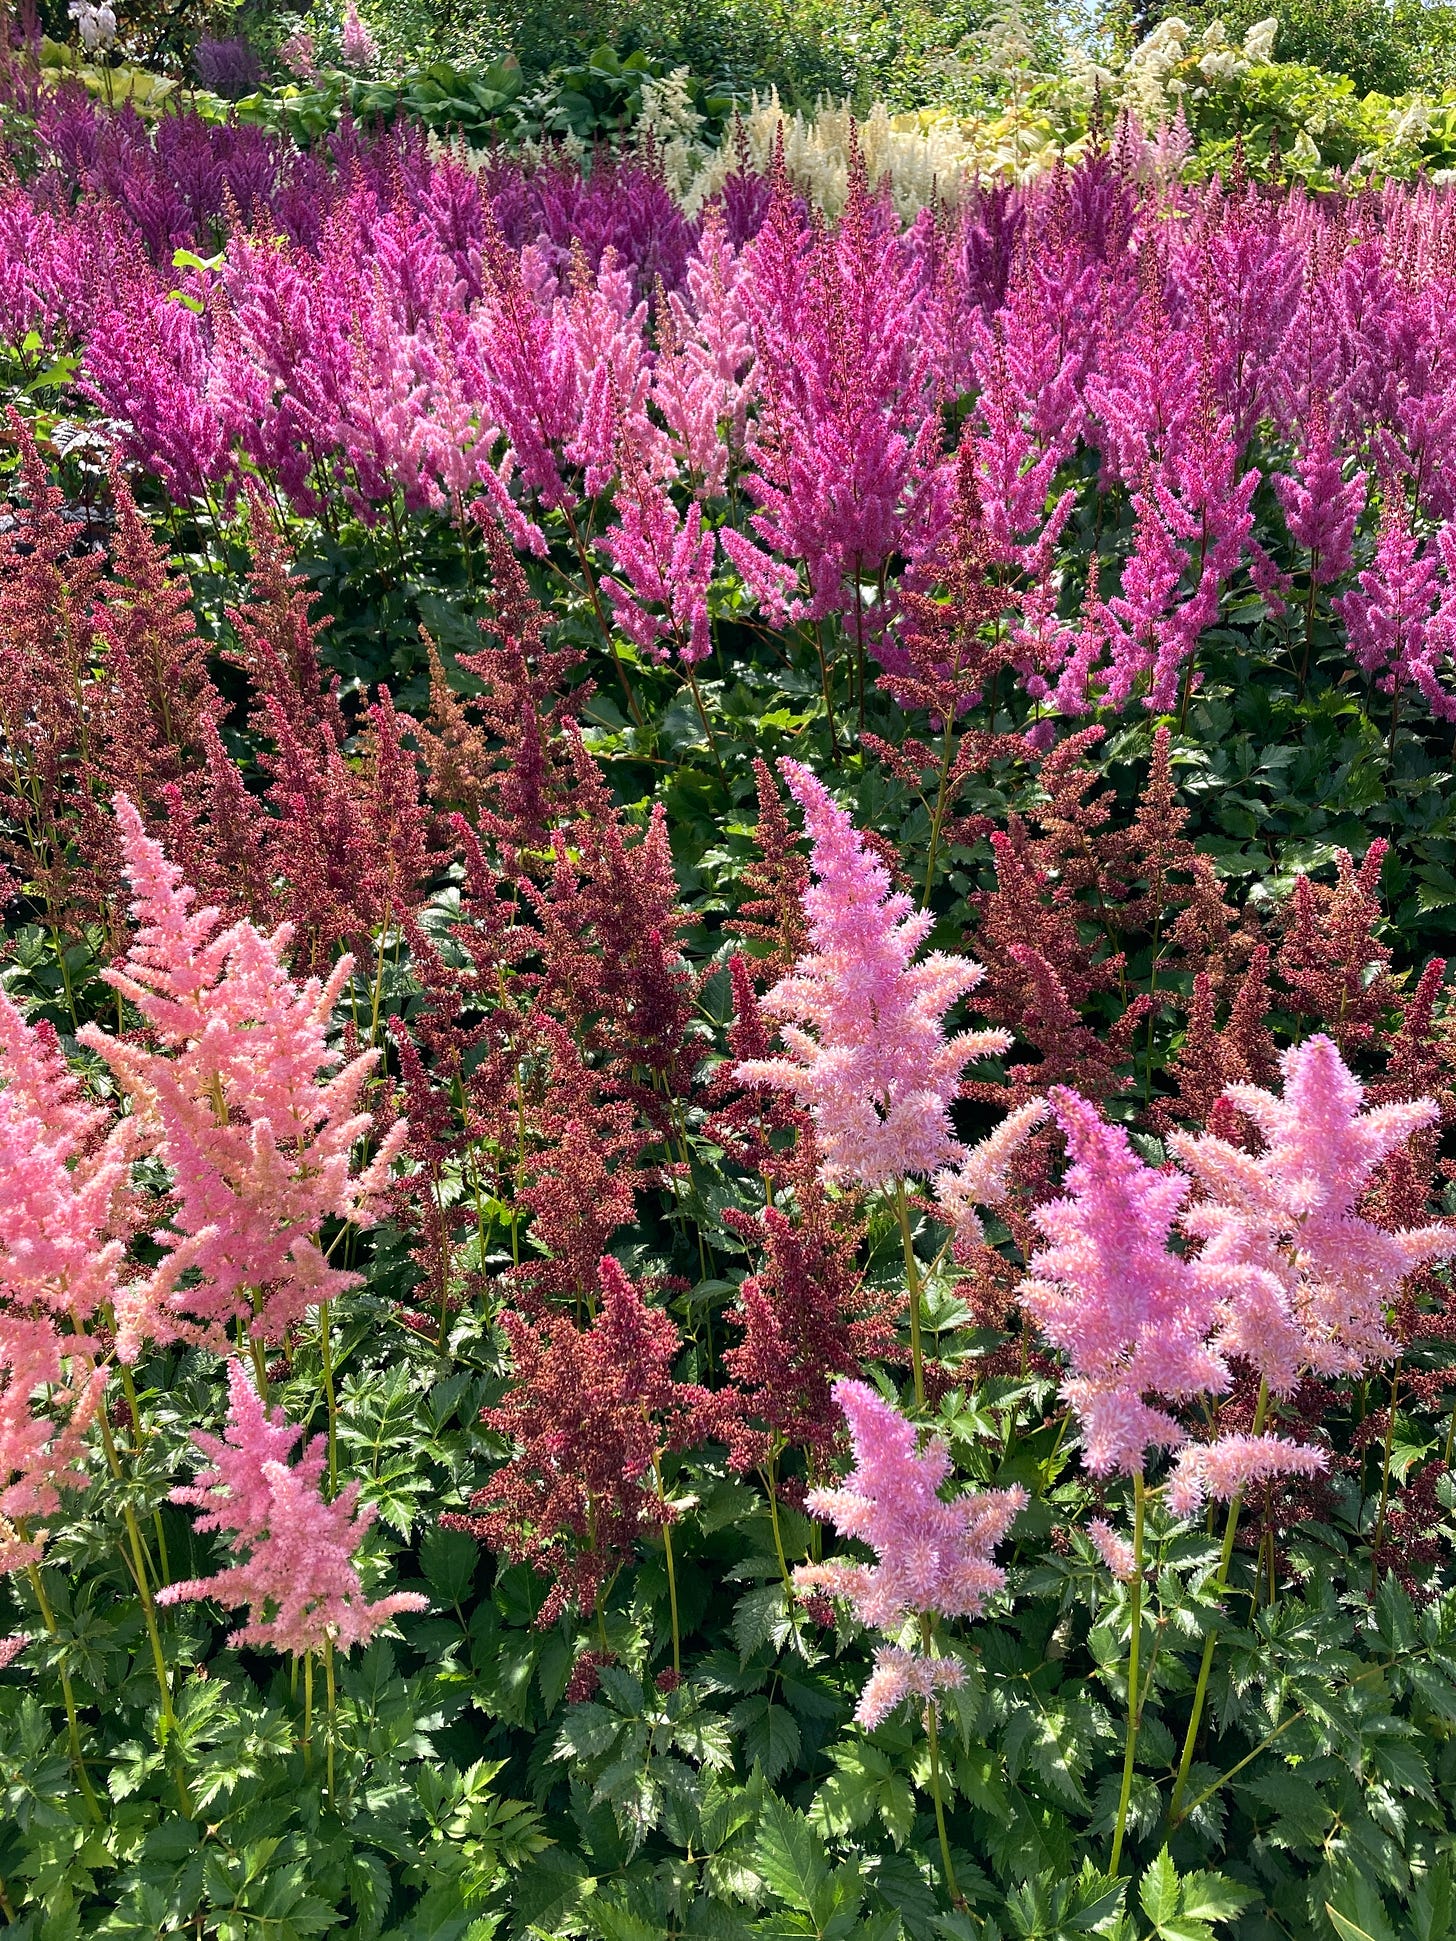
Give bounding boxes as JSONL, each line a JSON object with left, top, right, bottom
{"left": 1171, "top": 1033, "right": 1456, "bottom": 1377}
{"left": 735, "top": 761, "right": 1008, "bottom": 1187}
{"left": 1165, "top": 1433, "right": 1327, "bottom": 1517}
{"left": 0, "top": 991, "right": 127, "bottom": 1569}
{"left": 77, "top": 796, "right": 408, "bottom": 1354}
{"left": 795, "top": 1379, "right": 1023, "bottom": 1727}
{"left": 157, "top": 1359, "right": 426, "bottom": 1655}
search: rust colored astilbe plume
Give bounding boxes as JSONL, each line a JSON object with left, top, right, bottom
{"left": 1361, "top": 957, "right": 1454, "bottom": 1234}
{"left": 730, "top": 758, "right": 809, "bottom": 981}
{"left": 1149, "top": 945, "right": 1278, "bottom": 1135}
{"left": 415, "top": 515, "right": 591, "bottom": 864}
{"left": 224, "top": 482, "right": 345, "bottom": 746}
{"left": 530, "top": 745, "right": 701, "bottom": 1112}
{"left": 0, "top": 409, "right": 107, "bottom": 927}
{"left": 992, "top": 944, "right": 1153, "bottom": 1105}
{"left": 1023, "top": 726, "right": 1120, "bottom": 905}
{"left": 1100, "top": 726, "right": 1199, "bottom": 937}
{"left": 159, "top": 713, "right": 277, "bottom": 928}
{"left": 1163, "top": 854, "right": 1258, "bottom": 1007}
{"left": 506, "top": 1014, "right": 659, "bottom": 1312}
{"left": 442, "top": 1256, "right": 714, "bottom": 1626}
{"left": 92, "top": 464, "right": 220, "bottom": 815}
{"left": 252, "top": 685, "right": 439, "bottom": 973}
{"left": 717, "top": 1152, "right": 897, "bottom": 1489}
{"left": 1275, "top": 841, "right": 1401, "bottom": 1057}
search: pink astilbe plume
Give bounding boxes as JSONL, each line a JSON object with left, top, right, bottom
{"left": 735, "top": 761, "right": 1008, "bottom": 1187}
{"left": 1165, "top": 1433, "right": 1327, "bottom": 1517}
{"left": 157, "top": 1359, "right": 426, "bottom": 1655}
{"left": 796, "top": 1379, "right": 1023, "bottom": 1726}
{"left": 1087, "top": 1518, "right": 1137, "bottom": 1582}
{"left": 0, "top": 991, "right": 128, "bottom": 1569}
{"left": 1171, "top": 1034, "right": 1456, "bottom": 1376}
{"left": 1021, "top": 1089, "right": 1235, "bottom": 1476}
{"left": 77, "top": 796, "right": 408, "bottom": 1354}
{"left": 932, "top": 1099, "right": 1051, "bottom": 1252}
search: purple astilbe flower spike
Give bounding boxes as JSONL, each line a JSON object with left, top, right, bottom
{"left": 734, "top": 760, "right": 1008, "bottom": 1187}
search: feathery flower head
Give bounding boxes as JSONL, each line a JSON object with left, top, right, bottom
{"left": 1172, "top": 1034, "right": 1455, "bottom": 1376}
{"left": 1086, "top": 1518, "right": 1137, "bottom": 1582}
{"left": 932, "top": 1098, "right": 1050, "bottom": 1251}
{"left": 1165, "top": 1432, "right": 1327, "bottom": 1517}
{"left": 796, "top": 1378, "right": 1024, "bottom": 1630}
{"left": 1021, "top": 1088, "right": 1231, "bottom": 1476}
{"left": 856, "top": 1643, "right": 965, "bottom": 1731}
{"left": 77, "top": 796, "right": 407, "bottom": 1354}
{"left": 158, "top": 1359, "right": 426, "bottom": 1656}
{"left": 735, "top": 761, "right": 1008, "bottom": 1186}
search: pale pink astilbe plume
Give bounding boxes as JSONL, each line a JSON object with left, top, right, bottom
{"left": 795, "top": 1379, "right": 1021, "bottom": 1726}
{"left": 0, "top": 1314, "right": 108, "bottom": 1573}
{"left": 932, "top": 1098, "right": 1050, "bottom": 1252}
{"left": 1087, "top": 1518, "right": 1137, "bottom": 1582}
{"left": 1021, "top": 1088, "right": 1234, "bottom": 1476}
{"left": 1171, "top": 1033, "right": 1455, "bottom": 1376}
{"left": 339, "top": 1, "right": 377, "bottom": 70}
{"left": 77, "top": 796, "right": 408, "bottom": 1355}
{"left": 0, "top": 1633, "right": 25, "bottom": 1669}
{"left": 157, "top": 1359, "right": 426, "bottom": 1657}
{"left": 856, "top": 1644, "right": 965, "bottom": 1731}
{"left": 1165, "top": 1433, "right": 1328, "bottom": 1517}
{"left": 797, "top": 1379, "right": 1023, "bottom": 1627}
{"left": 0, "top": 988, "right": 129, "bottom": 1330}
{"left": 735, "top": 761, "right": 1008, "bottom": 1187}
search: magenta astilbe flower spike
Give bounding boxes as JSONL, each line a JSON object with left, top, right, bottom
{"left": 795, "top": 1378, "right": 1023, "bottom": 1727}
{"left": 157, "top": 1359, "right": 426, "bottom": 1657}
{"left": 735, "top": 760, "right": 1008, "bottom": 1187}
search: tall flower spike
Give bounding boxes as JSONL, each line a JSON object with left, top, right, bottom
{"left": 77, "top": 796, "right": 408, "bottom": 1354}
{"left": 0, "top": 991, "right": 127, "bottom": 1569}
{"left": 735, "top": 761, "right": 1008, "bottom": 1187}
{"left": 796, "top": 1379, "right": 1023, "bottom": 1728}
{"left": 1021, "top": 1089, "right": 1233, "bottom": 1476}
{"left": 158, "top": 1359, "right": 426, "bottom": 1656}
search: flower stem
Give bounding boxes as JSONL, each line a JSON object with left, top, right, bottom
{"left": 1371, "top": 1360, "right": 1402, "bottom": 1595}
{"left": 765, "top": 1453, "right": 792, "bottom": 1590}
{"left": 1168, "top": 1379, "right": 1268, "bottom": 1827}
{"left": 303, "top": 1650, "right": 313, "bottom": 1772}
{"left": 920, "top": 1616, "right": 959, "bottom": 1906}
{"left": 894, "top": 1181, "right": 926, "bottom": 1411}
{"left": 1109, "top": 1471, "right": 1145, "bottom": 1877}
{"left": 324, "top": 1638, "right": 336, "bottom": 1803}
{"left": 320, "top": 1298, "right": 338, "bottom": 1497}
{"left": 654, "top": 1458, "right": 682, "bottom": 1676}
{"left": 25, "top": 1561, "right": 102, "bottom": 1823}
